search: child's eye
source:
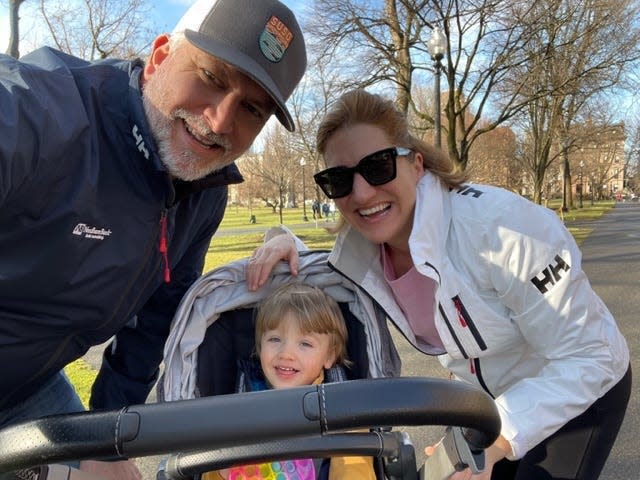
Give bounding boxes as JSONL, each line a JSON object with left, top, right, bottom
{"left": 266, "top": 336, "right": 281, "bottom": 344}
{"left": 300, "top": 340, "right": 314, "bottom": 348}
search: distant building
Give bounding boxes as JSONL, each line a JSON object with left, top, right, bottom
{"left": 467, "top": 125, "right": 519, "bottom": 192}
{"left": 569, "top": 123, "right": 626, "bottom": 200}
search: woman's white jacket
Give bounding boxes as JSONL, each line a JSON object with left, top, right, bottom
{"left": 327, "top": 172, "right": 629, "bottom": 459}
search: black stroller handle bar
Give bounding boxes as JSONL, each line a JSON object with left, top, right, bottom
{"left": 0, "top": 377, "right": 500, "bottom": 473}
{"left": 161, "top": 431, "right": 411, "bottom": 479}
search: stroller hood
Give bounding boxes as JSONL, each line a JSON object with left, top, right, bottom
{"left": 163, "top": 250, "right": 401, "bottom": 402}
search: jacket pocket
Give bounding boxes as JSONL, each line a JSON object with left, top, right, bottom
{"left": 438, "top": 295, "right": 488, "bottom": 359}
{"left": 452, "top": 295, "right": 487, "bottom": 351}
{"left": 438, "top": 303, "right": 468, "bottom": 359}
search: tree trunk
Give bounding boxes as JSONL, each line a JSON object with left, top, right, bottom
{"left": 561, "top": 146, "right": 572, "bottom": 212}
{"left": 533, "top": 175, "right": 545, "bottom": 205}
{"left": 7, "top": 0, "right": 26, "bottom": 58}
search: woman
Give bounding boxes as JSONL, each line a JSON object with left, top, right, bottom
{"left": 246, "top": 89, "right": 631, "bottom": 480}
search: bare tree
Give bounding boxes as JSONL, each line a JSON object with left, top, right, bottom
{"left": 39, "top": 0, "right": 154, "bottom": 59}
{"left": 625, "top": 117, "right": 640, "bottom": 193}
{"left": 240, "top": 125, "right": 301, "bottom": 224}
{"left": 426, "top": 1, "right": 548, "bottom": 170}
{"left": 581, "top": 145, "right": 619, "bottom": 202}
{"left": 6, "top": 0, "right": 26, "bottom": 58}
{"left": 508, "top": 0, "right": 640, "bottom": 204}
{"left": 305, "top": 0, "right": 427, "bottom": 114}
{"left": 287, "top": 57, "right": 346, "bottom": 207}
{"left": 467, "top": 124, "right": 520, "bottom": 191}
{"left": 305, "top": 0, "right": 559, "bottom": 171}
{"left": 515, "top": 101, "right": 558, "bottom": 204}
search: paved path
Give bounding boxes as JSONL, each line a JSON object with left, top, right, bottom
{"left": 83, "top": 202, "right": 640, "bottom": 478}
{"left": 576, "top": 202, "right": 639, "bottom": 479}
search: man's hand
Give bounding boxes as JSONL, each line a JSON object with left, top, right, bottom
{"left": 79, "top": 459, "right": 142, "bottom": 480}
{"left": 246, "top": 230, "right": 300, "bottom": 291}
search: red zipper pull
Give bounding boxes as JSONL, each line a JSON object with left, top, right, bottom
{"left": 159, "top": 211, "right": 171, "bottom": 283}
{"left": 454, "top": 298, "right": 467, "bottom": 327}
{"left": 469, "top": 359, "right": 476, "bottom": 374}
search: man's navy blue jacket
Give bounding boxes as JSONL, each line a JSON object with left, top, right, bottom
{"left": 0, "top": 47, "right": 243, "bottom": 410}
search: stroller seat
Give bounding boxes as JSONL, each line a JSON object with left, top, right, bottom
{"left": 160, "top": 250, "right": 402, "bottom": 479}
{"left": 162, "top": 250, "right": 401, "bottom": 403}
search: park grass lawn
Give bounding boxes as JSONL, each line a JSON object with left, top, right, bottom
{"left": 64, "top": 359, "right": 97, "bottom": 408}
{"left": 67, "top": 200, "right": 614, "bottom": 404}
{"left": 217, "top": 205, "right": 333, "bottom": 231}
{"left": 546, "top": 199, "right": 614, "bottom": 245}
{"left": 204, "top": 228, "right": 337, "bottom": 271}
{"left": 569, "top": 227, "right": 591, "bottom": 245}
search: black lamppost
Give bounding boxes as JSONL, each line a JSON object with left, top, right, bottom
{"left": 578, "top": 160, "right": 584, "bottom": 208}
{"left": 300, "top": 157, "right": 308, "bottom": 222}
{"left": 427, "top": 26, "right": 446, "bottom": 150}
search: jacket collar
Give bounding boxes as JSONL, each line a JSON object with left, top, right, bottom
{"left": 329, "top": 171, "right": 451, "bottom": 285}
{"left": 408, "top": 171, "right": 452, "bottom": 282}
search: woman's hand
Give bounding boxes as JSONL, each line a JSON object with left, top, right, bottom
{"left": 424, "top": 435, "right": 512, "bottom": 480}
{"left": 246, "top": 232, "right": 300, "bottom": 291}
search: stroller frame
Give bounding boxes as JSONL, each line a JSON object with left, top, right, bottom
{"left": 0, "top": 377, "right": 500, "bottom": 479}
{"left": 0, "top": 251, "right": 501, "bottom": 479}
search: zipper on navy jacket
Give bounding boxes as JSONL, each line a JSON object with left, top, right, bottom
{"left": 452, "top": 295, "right": 487, "bottom": 350}
{"left": 159, "top": 210, "right": 171, "bottom": 283}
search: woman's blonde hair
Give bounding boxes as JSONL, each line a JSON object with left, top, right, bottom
{"left": 316, "top": 89, "right": 467, "bottom": 230}
{"left": 254, "top": 283, "right": 350, "bottom": 366}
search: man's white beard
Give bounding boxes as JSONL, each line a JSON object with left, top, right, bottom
{"left": 141, "top": 67, "right": 230, "bottom": 181}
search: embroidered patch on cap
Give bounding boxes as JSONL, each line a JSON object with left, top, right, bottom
{"left": 260, "top": 15, "right": 293, "bottom": 62}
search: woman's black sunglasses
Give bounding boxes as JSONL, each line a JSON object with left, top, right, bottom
{"left": 313, "top": 147, "right": 412, "bottom": 199}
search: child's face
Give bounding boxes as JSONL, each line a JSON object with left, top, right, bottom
{"left": 259, "top": 312, "right": 337, "bottom": 389}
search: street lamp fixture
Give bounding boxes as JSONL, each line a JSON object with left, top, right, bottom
{"left": 300, "top": 158, "right": 308, "bottom": 222}
{"left": 427, "top": 26, "right": 446, "bottom": 149}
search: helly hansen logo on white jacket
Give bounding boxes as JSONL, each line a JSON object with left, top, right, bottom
{"left": 531, "top": 255, "right": 570, "bottom": 294}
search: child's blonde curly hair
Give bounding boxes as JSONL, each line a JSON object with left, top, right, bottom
{"left": 254, "top": 283, "right": 350, "bottom": 367}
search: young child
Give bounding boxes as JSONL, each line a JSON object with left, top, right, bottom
{"left": 202, "top": 283, "right": 376, "bottom": 480}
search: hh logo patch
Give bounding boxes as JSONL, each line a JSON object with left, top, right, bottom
{"left": 132, "top": 124, "right": 149, "bottom": 159}
{"left": 531, "top": 255, "right": 570, "bottom": 293}
{"left": 260, "top": 15, "right": 293, "bottom": 62}
{"left": 457, "top": 185, "right": 484, "bottom": 198}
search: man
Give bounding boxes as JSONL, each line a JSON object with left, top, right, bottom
{"left": 0, "top": 0, "right": 305, "bottom": 478}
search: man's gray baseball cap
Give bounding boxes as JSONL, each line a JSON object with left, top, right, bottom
{"left": 173, "top": 0, "right": 307, "bottom": 132}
